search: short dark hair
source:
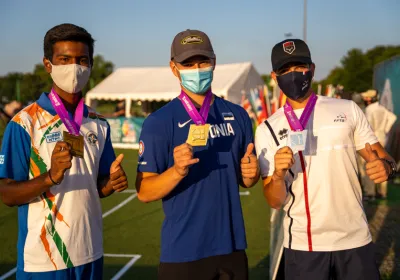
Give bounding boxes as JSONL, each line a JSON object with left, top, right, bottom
{"left": 44, "top": 23, "right": 95, "bottom": 63}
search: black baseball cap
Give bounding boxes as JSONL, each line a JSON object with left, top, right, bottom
{"left": 271, "top": 39, "right": 312, "bottom": 72}
{"left": 171, "top": 29, "right": 216, "bottom": 63}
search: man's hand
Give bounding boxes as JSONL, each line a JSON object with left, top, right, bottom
{"left": 49, "top": 141, "right": 73, "bottom": 184}
{"left": 241, "top": 143, "right": 258, "bottom": 179}
{"left": 173, "top": 143, "right": 199, "bottom": 177}
{"left": 273, "top": 146, "right": 295, "bottom": 180}
{"left": 108, "top": 154, "right": 128, "bottom": 192}
{"left": 365, "top": 143, "right": 390, "bottom": 183}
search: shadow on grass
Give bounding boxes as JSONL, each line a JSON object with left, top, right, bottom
{"left": 104, "top": 264, "right": 158, "bottom": 279}
{"left": 0, "top": 263, "right": 159, "bottom": 280}
{"left": 249, "top": 254, "right": 270, "bottom": 280}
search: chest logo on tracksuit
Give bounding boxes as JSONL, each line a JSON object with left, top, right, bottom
{"left": 178, "top": 120, "right": 235, "bottom": 139}
{"left": 45, "top": 131, "right": 63, "bottom": 143}
{"left": 209, "top": 123, "right": 235, "bottom": 138}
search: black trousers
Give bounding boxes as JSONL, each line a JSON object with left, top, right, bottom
{"left": 158, "top": 250, "right": 248, "bottom": 280}
{"left": 284, "top": 242, "right": 380, "bottom": 280}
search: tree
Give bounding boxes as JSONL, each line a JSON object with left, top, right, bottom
{"left": 23, "top": 64, "right": 53, "bottom": 103}
{"left": 84, "top": 54, "right": 114, "bottom": 92}
{"left": 318, "top": 45, "right": 400, "bottom": 93}
{"left": 324, "top": 67, "right": 346, "bottom": 86}
{"left": 261, "top": 74, "right": 273, "bottom": 92}
{"left": 0, "top": 72, "right": 24, "bottom": 103}
{"left": 311, "top": 81, "right": 320, "bottom": 94}
{"left": 0, "top": 55, "right": 114, "bottom": 104}
{"left": 339, "top": 49, "right": 371, "bottom": 92}
{"left": 366, "top": 45, "right": 400, "bottom": 66}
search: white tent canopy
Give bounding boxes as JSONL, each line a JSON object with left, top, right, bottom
{"left": 86, "top": 62, "right": 264, "bottom": 116}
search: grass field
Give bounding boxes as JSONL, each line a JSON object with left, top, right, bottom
{"left": 1, "top": 149, "right": 399, "bottom": 279}
{"left": 0, "top": 149, "right": 271, "bottom": 280}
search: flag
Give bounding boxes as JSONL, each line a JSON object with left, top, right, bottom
{"left": 270, "top": 97, "right": 278, "bottom": 114}
{"left": 258, "top": 86, "right": 269, "bottom": 119}
{"left": 325, "top": 84, "right": 335, "bottom": 97}
{"left": 263, "top": 85, "right": 272, "bottom": 117}
{"left": 240, "top": 92, "right": 256, "bottom": 122}
{"left": 249, "top": 88, "right": 267, "bottom": 124}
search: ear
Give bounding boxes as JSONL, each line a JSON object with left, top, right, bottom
{"left": 170, "top": 60, "right": 180, "bottom": 78}
{"left": 310, "top": 63, "right": 316, "bottom": 78}
{"left": 43, "top": 57, "right": 52, "bottom": 74}
{"left": 271, "top": 71, "right": 277, "bottom": 83}
{"left": 212, "top": 58, "right": 216, "bottom": 70}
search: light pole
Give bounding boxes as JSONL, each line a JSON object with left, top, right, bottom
{"left": 303, "top": 0, "right": 307, "bottom": 42}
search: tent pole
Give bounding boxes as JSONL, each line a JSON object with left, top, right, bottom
{"left": 125, "top": 98, "right": 132, "bottom": 117}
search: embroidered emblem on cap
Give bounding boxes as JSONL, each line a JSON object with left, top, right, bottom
{"left": 283, "top": 41, "right": 296, "bottom": 54}
{"left": 181, "top": 35, "right": 203, "bottom": 45}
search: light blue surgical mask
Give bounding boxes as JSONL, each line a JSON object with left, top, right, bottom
{"left": 178, "top": 66, "right": 214, "bottom": 95}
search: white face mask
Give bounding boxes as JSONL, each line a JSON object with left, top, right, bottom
{"left": 50, "top": 62, "right": 91, "bottom": 94}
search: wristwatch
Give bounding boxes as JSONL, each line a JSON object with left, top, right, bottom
{"left": 382, "top": 159, "right": 397, "bottom": 180}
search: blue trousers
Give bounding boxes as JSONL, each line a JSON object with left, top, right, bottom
{"left": 16, "top": 257, "right": 103, "bottom": 280}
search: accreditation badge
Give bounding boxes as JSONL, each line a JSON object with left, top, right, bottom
{"left": 186, "top": 124, "right": 210, "bottom": 146}
{"left": 63, "top": 131, "right": 84, "bottom": 158}
{"left": 287, "top": 130, "right": 307, "bottom": 152}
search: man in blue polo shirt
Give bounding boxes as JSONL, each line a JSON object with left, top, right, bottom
{"left": 135, "top": 29, "right": 260, "bottom": 280}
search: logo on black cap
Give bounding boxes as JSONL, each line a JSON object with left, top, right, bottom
{"left": 271, "top": 39, "right": 311, "bottom": 71}
{"left": 283, "top": 41, "right": 295, "bottom": 54}
{"left": 181, "top": 35, "right": 203, "bottom": 45}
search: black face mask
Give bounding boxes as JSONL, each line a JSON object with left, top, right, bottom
{"left": 276, "top": 70, "right": 313, "bottom": 100}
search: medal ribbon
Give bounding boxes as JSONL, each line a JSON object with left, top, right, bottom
{"left": 49, "top": 89, "right": 84, "bottom": 136}
{"left": 283, "top": 92, "right": 317, "bottom": 252}
{"left": 179, "top": 89, "right": 212, "bottom": 125}
{"left": 283, "top": 93, "right": 317, "bottom": 131}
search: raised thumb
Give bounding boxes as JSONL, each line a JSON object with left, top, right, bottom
{"left": 110, "top": 154, "right": 124, "bottom": 173}
{"left": 365, "top": 143, "right": 379, "bottom": 162}
{"left": 245, "top": 143, "right": 255, "bottom": 156}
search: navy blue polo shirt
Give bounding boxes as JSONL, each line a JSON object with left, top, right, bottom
{"left": 137, "top": 95, "right": 253, "bottom": 262}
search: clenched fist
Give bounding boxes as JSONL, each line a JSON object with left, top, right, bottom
{"left": 273, "top": 146, "right": 295, "bottom": 180}
{"left": 49, "top": 141, "right": 73, "bottom": 184}
{"left": 173, "top": 143, "right": 199, "bottom": 177}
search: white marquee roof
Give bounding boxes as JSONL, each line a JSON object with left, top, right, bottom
{"left": 86, "top": 62, "right": 264, "bottom": 105}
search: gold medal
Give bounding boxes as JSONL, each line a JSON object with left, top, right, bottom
{"left": 63, "top": 131, "right": 84, "bottom": 158}
{"left": 186, "top": 124, "right": 210, "bottom": 146}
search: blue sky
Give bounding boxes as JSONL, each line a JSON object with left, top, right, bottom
{"left": 0, "top": 0, "right": 399, "bottom": 81}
